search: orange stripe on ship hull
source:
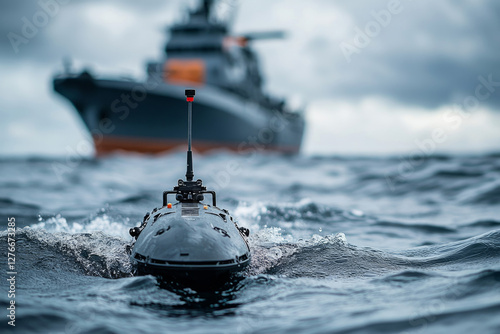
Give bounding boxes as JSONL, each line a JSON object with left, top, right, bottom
{"left": 94, "top": 135, "right": 300, "bottom": 156}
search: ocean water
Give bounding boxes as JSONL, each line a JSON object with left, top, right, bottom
{"left": 1, "top": 152, "right": 500, "bottom": 334}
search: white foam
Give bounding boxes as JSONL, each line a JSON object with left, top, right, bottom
{"left": 246, "top": 225, "right": 347, "bottom": 276}
{"left": 22, "top": 227, "right": 133, "bottom": 278}
{"left": 32, "top": 213, "right": 132, "bottom": 239}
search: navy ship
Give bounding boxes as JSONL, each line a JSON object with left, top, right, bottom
{"left": 53, "top": 0, "right": 304, "bottom": 155}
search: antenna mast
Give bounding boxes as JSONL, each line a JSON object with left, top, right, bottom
{"left": 162, "top": 88, "right": 217, "bottom": 207}
{"left": 185, "top": 89, "right": 195, "bottom": 181}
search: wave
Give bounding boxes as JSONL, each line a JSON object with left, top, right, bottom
{"left": 109, "top": 193, "right": 156, "bottom": 205}
{"left": 462, "top": 219, "right": 500, "bottom": 228}
{"left": 256, "top": 229, "right": 500, "bottom": 278}
{"left": 2, "top": 207, "right": 499, "bottom": 284}
{"left": 463, "top": 269, "right": 500, "bottom": 287}
{"left": 433, "top": 169, "right": 485, "bottom": 178}
{"left": 0, "top": 228, "right": 133, "bottom": 279}
{"left": 31, "top": 213, "right": 131, "bottom": 238}
{"left": 235, "top": 199, "right": 365, "bottom": 227}
{"left": 374, "top": 221, "right": 456, "bottom": 234}
{"left": 0, "top": 197, "right": 40, "bottom": 210}
{"left": 247, "top": 229, "right": 348, "bottom": 276}
{"left": 401, "top": 230, "right": 500, "bottom": 267}
{"left": 376, "top": 270, "right": 440, "bottom": 283}
{"left": 326, "top": 302, "right": 500, "bottom": 334}
{"left": 467, "top": 184, "right": 500, "bottom": 205}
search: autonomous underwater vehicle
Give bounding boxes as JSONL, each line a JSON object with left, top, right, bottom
{"left": 129, "top": 89, "right": 251, "bottom": 287}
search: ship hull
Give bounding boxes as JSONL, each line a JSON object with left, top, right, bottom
{"left": 53, "top": 74, "right": 304, "bottom": 155}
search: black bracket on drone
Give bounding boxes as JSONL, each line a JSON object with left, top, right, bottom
{"left": 162, "top": 179, "right": 216, "bottom": 206}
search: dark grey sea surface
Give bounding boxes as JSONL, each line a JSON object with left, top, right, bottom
{"left": 1, "top": 152, "right": 500, "bottom": 334}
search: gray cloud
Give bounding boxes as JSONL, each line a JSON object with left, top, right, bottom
{"left": 0, "top": 0, "right": 182, "bottom": 62}
{"left": 315, "top": 0, "right": 500, "bottom": 108}
{"left": 1, "top": 0, "right": 499, "bottom": 110}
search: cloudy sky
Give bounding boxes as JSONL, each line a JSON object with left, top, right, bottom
{"left": 1, "top": 0, "right": 499, "bottom": 156}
